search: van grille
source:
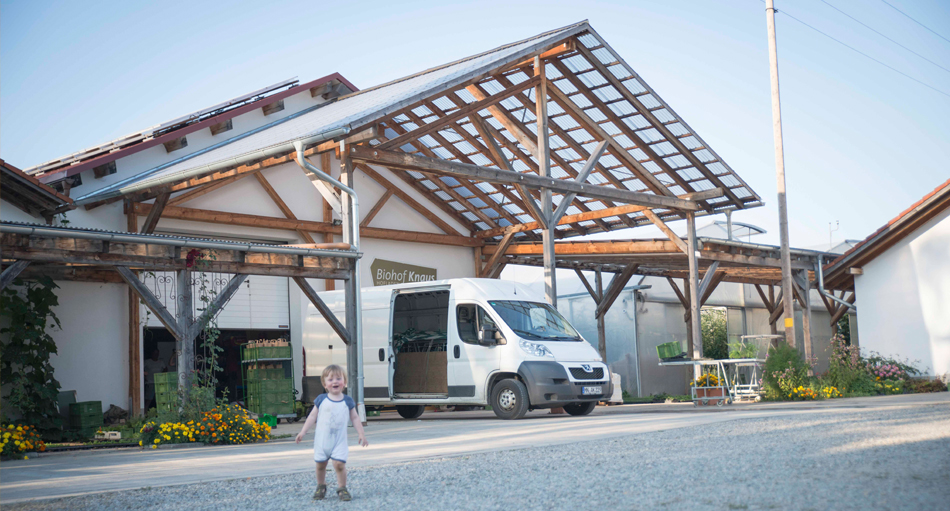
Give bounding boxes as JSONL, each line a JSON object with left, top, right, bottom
{"left": 569, "top": 367, "right": 604, "bottom": 380}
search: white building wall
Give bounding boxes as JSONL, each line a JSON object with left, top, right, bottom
{"left": 1, "top": 200, "right": 43, "bottom": 223}
{"left": 49, "top": 281, "right": 129, "bottom": 413}
{"left": 853, "top": 207, "right": 950, "bottom": 377}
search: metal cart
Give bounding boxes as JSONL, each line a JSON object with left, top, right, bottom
{"left": 659, "top": 359, "right": 732, "bottom": 406}
{"left": 659, "top": 356, "right": 768, "bottom": 405}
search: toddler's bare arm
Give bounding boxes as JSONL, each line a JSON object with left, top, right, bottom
{"left": 295, "top": 406, "right": 318, "bottom": 443}
{"left": 350, "top": 408, "right": 368, "bottom": 447}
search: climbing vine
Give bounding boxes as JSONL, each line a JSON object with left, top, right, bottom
{"left": 0, "top": 276, "right": 63, "bottom": 432}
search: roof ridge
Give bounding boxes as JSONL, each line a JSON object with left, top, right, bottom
{"left": 336, "top": 20, "right": 589, "bottom": 102}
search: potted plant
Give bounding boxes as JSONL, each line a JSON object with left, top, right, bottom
{"left": 691, "top": 372, "right": 726, "bottom": 405}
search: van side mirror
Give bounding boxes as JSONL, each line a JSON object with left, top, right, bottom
{"left": 477, "top": 327, "right": 498, "bottom": 346}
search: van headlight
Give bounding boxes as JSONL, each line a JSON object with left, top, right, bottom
{"left": 519, "top": 339, "right": 553, "bottom": 358}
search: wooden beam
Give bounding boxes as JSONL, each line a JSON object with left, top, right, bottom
{"left": 474, "top": 188, "right": 724, "bottom": 239}
{"left": 254, "top": 172, "right": 317, "bottom": 244}
{"left": 575, "top": 269, "right": 601, "bottom": 303}
{"left": 293, "top": 276, "right": 349, "bottom": 345}
{"left": 482, "top": 239, "right": 682, "bottom": 256}
{"left": 699, "top": 250, "right": 814, "bottom": 270}
{"left": 0, "top": 260, "right": 30, "bottom": 291}
{"left": 360, "top": 189, "right": 392, "bottom": 228}
{"left": 572, "top": 42, "right": 744, "bottom": 208}
{"left": 697, "top": 261, "right": 721, "bottom": 299}
{"left": 769, "top": 289, "right": 786, "bottom": 325}
{"left": 356, "top": 163, "right": 464, "bottom": 236}
{"left": 311, "top": 126, "right": 378, "bottom": 154}
{"left": 379, "top": 75, "right": 540, "bottom": 151}
{"left": 830, "top": 292, "right": 856, "bottom": 326}
{"left": 185, "top": 274, "right": 248, "bottom": 341}
{"left": 479, "top": 230, "right": 516, "bottom": 278}
{"left": 465, "top": 84, "right": 540, "bottom": 157}
{"left": 322, "top": 152, "right": 335, "bottom": 292}
{"left": 551, "top": 140, "right": 609, "bottom": 224}
{"left": 667, "top": 277, "right": 689, "bottom": 309}
{"left": 133, "top": 202, "right": 483, "bottom": 247}
{"left": 140, "top": 192, "right": 170, "bottom": 234}
{"left": 349, "top": 146, "right": 702, "bottom": 211}
{"left": 699, "top": 270, "right": 726, "bottom": 306}
{"left": 126, "top": 202, "right": 141, "bottom": 415}
{"left": 115, "top": 266, "right": 183, "bottom": 340}
{"left": 643, "top": 209, "right": 689, "bottom": 254}
{"left": 754, "top": 284, "right": 774, "bottom": 311}
{"left": 545, "top": 79, "right": 674, "bottom": 197}
{"left": 595, "top": 263, "right": 639, "bottom": 319}
{"left": 168, "top": 171, "right": 259, "bottom": 207}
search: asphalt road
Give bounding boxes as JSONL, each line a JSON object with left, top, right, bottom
{"left": 1, "top": 393, "right": 947, "bottom": 506}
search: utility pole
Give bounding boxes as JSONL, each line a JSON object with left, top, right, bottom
{"left": 766, "top": 0, "right": 796, "bottom": 346}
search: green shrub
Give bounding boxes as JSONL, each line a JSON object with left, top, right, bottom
{"left": 762, "top": 342, "right": 809, "bottom": 399}
{"left": 906, "top": 378, "right": 948, "bottom": 393}
{"left": 824, "top": 334, "right": 876, "bottom": 395}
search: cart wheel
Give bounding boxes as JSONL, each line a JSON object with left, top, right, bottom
{"left": 716, "top": 399, "right": 724, "bottom": 407}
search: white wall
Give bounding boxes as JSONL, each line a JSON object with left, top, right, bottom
{"left": 854, "top": 207, "right": 950, "bottom": 376}
{"left": 1, "top": 199, "right": 43, "bottom": 223}
{"left": 48, "top": 281, "right": 129, "bottom": 413}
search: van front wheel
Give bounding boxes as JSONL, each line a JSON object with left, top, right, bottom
{"left": 491, "top": 379, "right": 529, "bottom": 420}
{"left": 564, "top": 401, "right": 596, "bottom": 416}
{"left": 396, "top": 405, "right": 425, "bottom": 419}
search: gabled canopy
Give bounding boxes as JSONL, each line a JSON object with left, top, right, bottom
{"left": 69, "top": 21, "right": 761, "bottom": 240}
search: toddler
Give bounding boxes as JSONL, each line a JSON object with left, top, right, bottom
{"left": 296, "top": 364, "right": 368, "bottom": 501}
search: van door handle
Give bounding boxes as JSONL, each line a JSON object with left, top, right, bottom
{"left": 378, "top": 348, "right": 385, "bottom": 362}
{"left": 454, "top": 345, "right": 460, "bottom": 359}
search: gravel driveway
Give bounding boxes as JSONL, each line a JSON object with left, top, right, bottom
{"left": 11, "top": 403, "right": 949, "bottom": 511}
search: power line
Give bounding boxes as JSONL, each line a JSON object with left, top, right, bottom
{"left": 761, "top": 1, "right": 950, "bottom": 99}
{"left": 880, "top": 0, "right": 950, "bottom": 45}
{"left": 820, "top": 0, "right": 950, "bottom": 75}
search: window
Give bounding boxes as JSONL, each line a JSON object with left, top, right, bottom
{"left": 488, "top": 300, "right": 581, "bottom": 341}
{"left": 456, "top": 304, "right": 503, "bottom": 345}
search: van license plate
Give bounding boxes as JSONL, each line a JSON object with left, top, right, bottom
{"left": 582, "top": 386, "right": 602, "bottom": 395}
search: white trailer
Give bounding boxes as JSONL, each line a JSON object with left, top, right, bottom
{"left": 303, "top": 278, "right": 611, "bottom": 420}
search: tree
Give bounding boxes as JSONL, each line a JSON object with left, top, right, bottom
{"left": 701, "top": 308, "right": 728, "bottom": 360}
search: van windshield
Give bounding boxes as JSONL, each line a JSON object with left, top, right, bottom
{"left": 488, "top": 301, "right": 581, "bottom": 341}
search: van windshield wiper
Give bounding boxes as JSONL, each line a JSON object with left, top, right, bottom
{"left": 511, "top": 328, "right": 549, "bottom": 340}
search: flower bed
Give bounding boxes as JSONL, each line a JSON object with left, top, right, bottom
{"left": 1, "top": 424, "right": 46, "bottom": 459}
{"left": 139, "top": 404, "right": 270, "bottom": 449}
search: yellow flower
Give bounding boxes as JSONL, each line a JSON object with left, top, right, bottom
{"left": 23, "top": 456, "right": 28, "bottom": 460}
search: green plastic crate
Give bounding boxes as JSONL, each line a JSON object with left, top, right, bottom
{"left": 155, "top": 381, "right": 177, "bottom": 394}
{"left": 256, "top": 346, "right": 291, "bottom": 360}
{"left": 69, "top": 401, "right": 102, "bottom": 416}
{"left": 155, "top": 390, "right": 177, "bottom": 406}
{"left": 656, "top": 341, "right": 683, "bottom": 360}
{"left": 260, "top": 379, "right": 293, "bottom": 393}
{"left": 154, "top": 372, "right": 178, "bottom": 384}
{"left": 69, "top": 413, "right": 102, "bottom": 428}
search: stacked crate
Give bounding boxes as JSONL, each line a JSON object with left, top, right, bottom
{"left": 69, "top": 401, "right": 103, "bottom": 437}
{"left": 154, "top": 372, "right": 178, "bottom": 412}
{"left": 243, "top": 340, "right": 295, "bottom": 418}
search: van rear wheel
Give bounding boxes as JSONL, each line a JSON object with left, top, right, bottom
{"left": 564, "top": 401, "right": 597, "bottom": 416}
{"left": 491, "top": 379, "right": 529, "bottom": 420}
{"left": 396, "top": 405, "right": 425, "bottom": 419}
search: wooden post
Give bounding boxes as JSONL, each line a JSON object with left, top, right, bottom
{"left": 595, "top": 269, "right": 606, "bottom": 362}
{"left": 766, "top": 0, "right": 796, "bottom": 347}
{"left": 796, "top": 270, "right": 813, "bottom": 373}
{"left": 126, "top": 201, "right": 142, "bottom": 416}
{"left": 177, "top": 269, "right": 194, "bottom": 400}
{"left": 535, "top": 56, "right": 556, "bottom": 306}
{"left": 685, "top": 212, "right": 701, "bottom": 376}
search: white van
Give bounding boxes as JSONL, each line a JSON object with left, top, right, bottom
{"left": 303, "top": 278, "right": 611, "bottom": 420}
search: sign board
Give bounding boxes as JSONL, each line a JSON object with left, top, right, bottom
{"left": 370, "top": 258, "right": 438, "bottom": 286}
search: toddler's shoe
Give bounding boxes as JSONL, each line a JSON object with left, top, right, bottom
{"left": 337, "top": 487, "right": 352, "bottom": 501}
{"left": 312, "top": 484, "right": 327, "bottom": 500}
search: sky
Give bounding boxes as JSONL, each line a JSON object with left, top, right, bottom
{"left": 2, "top": 0, "right": 949, "bottom": 252}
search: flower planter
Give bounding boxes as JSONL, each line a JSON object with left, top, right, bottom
{"left": 694, "top": 386, "right": 726, "bottom": 406}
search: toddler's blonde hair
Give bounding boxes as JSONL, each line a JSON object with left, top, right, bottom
{"left": 322, "top": 364, "right": 346, "bottom": 385}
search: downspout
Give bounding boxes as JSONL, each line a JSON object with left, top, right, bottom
{"left": 293, "top": 141, "right": 364, "bottom": 420}
{"left": 816, "top": 255, "right": 856, "bottom": 310}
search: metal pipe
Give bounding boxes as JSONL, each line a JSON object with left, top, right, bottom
{"left": 0, "top": 222, "right": 360, "bottom": 259}
{"left": 294, "top": 141, "right": 365, "bottom": 421}
{"left": 72, "top": 102, "right": 349, "bottom": 205}
{"left": 816, "top": 255, "right": 856, "bottom": 310}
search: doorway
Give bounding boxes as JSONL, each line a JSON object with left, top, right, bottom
{"left": 390, "top": 290, "right": 449, "bottom": 397}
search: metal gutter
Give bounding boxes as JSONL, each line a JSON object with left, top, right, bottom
{"left": 0, "top": 222, "right": 360, "bottom": 259}
{"left": 816, "top": 255, "right": 856, "bottom": 310}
